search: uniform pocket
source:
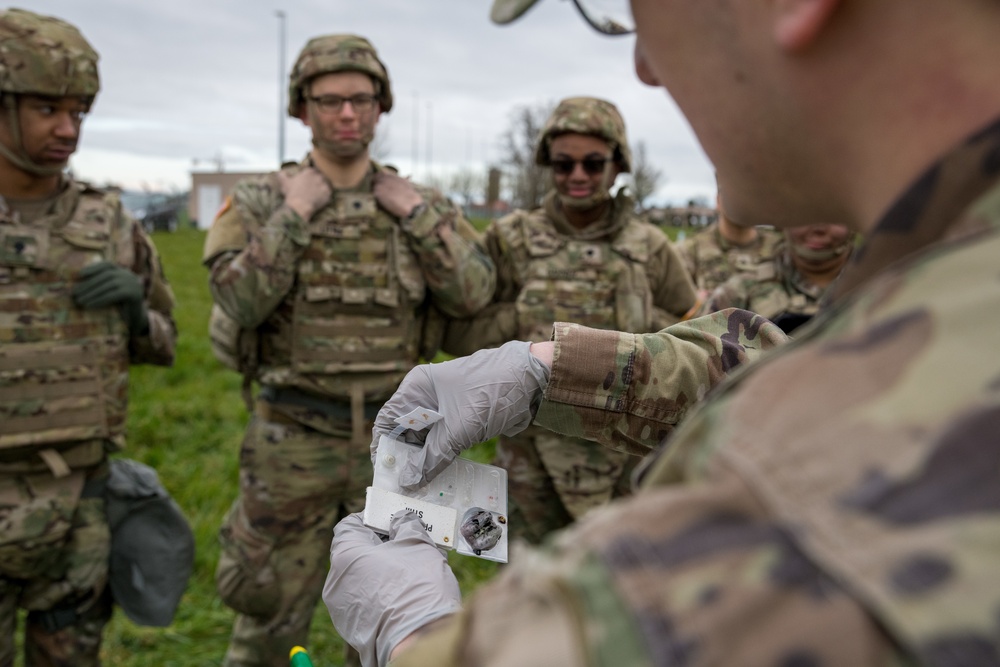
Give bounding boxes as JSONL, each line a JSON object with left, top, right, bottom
{"left": 215, "top": 502, "right": 281, "bottom": 618}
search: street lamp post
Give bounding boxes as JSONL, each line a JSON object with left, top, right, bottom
{"left": 276, "top": 10, "right": 286, "bottom": 166}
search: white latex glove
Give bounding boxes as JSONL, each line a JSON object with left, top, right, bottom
{"left": 371, "top": 340, "right": 551, "bottom": 490}
{"left": 324, "top": 512, "right": 461, "bottom": 667}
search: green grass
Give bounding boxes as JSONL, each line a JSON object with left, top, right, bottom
{"left": 94, "top": 229, "right": 498, "bottom": 666}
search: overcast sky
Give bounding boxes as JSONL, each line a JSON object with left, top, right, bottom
{"left": 30, "top": 0, "right": 715, "bottom": 205}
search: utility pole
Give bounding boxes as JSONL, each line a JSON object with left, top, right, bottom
{"left": 411, "top": 91, "right": 419, "bottom": 179}
{"left": 426, "top": 100, "right": 433, "bottom": 178}
{"left": 276, "top": 10, "right": 286, "bottom": 166}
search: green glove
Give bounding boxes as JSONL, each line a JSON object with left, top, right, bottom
{"left": 72, "top": 261, "right": 149, "bottom": 336}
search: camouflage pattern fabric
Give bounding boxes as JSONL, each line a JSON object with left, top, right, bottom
{"left": 677, "top": 221, "right": 783, "bottom": 294}
{"left": 0, "top": 179, "right": 175, "bottom": 665}
{"left": 444, "top": 190, "right": 696, "bottom": 355}
{"left": 699, "top": 244, "right": 830, "bottom": 326}
{"left": 497, "top": 427, "right": 638, "bottom": 543}
{"left": 0, "top": 8, "right": 99, "bottom": 98}
{"left": 205, "top": 158, "right": 492, "bottom": 666}
{"left": 391, "top": 117, "right": 1000, "bottom": 666}
{"left": 205, "top": 158, "right": 494, "bottom": 402}
{"left": 444, "top": 189, "right": 695, "bottom": 542}
{"left": 0, "top": 466, "right": 111, "bottom": 667}
{"left": 216, "top": 412, "right": 372, "bottom": 667}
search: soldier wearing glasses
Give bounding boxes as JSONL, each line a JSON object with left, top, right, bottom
{"left": 202, "top": 33, "right": 494, "bottom": 667}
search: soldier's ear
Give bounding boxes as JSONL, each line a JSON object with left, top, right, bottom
{"left": 772, "top": 0, "right": 842, "bottom": 52}
{"left": 296, "top": 104, "right": 309, "bottom": 125}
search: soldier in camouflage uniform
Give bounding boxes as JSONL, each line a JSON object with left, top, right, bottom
{"left": 202, "top": 33, "right": 494, "bottom": 667}
{"left": 445, "top": 96, "right": 696, "bottom": 543}
{"left": 323, "top": 0, "right": 1000, "bottom": 665}
{"left": 677, "top": 192, "right": 783, "bottom": 296}
{"left": 701, "top": 222, "right": 853, "bottom": 334}
{"left": 0, "top": 9, "right": 176, "bottom": 666}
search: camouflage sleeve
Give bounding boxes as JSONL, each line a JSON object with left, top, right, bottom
{"left": 202, "top": 176, "right": 310, "bottom": 329}
{"left": 399, "top": 188, "right": 496, "bottom": 318}
{"left": 646, "top": 227, "right": 698, "bottom": 328}
{"left": 391, "top": 467, "right": 904, "bottom": 667}
{"left": 440, "top": 221, "right": 519, "bottom": 357}
{"left": 533, "top": 311, "right": 787, "bottom": 456}
{"left": 119, "top": 215, "right": 176, "bottom": 366}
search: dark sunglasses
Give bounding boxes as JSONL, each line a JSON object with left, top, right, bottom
{"left": 550, "top": 156, "right": 610, "bottom": 176}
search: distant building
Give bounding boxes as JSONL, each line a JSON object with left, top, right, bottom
{"left": 646, "top": 204, "right": 718, "bottom": 228}
{"left": 190, "top": 171, "right": 267, "bottom": 229}
{"left": 120, "top": 190, "right": 189, "bottom": 233}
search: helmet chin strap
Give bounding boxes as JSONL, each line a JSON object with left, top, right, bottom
{"left": 0, "top": 97, "right": 65, "bottom": 177}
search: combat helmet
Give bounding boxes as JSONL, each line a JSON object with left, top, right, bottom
{"left": 287, "top": 34, "right": 392, "bottom": 117}
{"left": 0, "top": 8, "right": 99, "bottom": 176}
{"left": 535, "top": 96, "right": 632, "bottom": 173}
{"left": 0, "top": 8, "right": 99, "bottom": 98}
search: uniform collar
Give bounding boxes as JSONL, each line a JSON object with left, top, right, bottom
{"left": 829, "top": 115, "right": 1000, "bottom": 301}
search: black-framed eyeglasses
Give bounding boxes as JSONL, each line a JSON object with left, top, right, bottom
{"left": 568, "top": 0, "right": 634, "bottom": 36}
{"left": 550, "top": 156, "right": 611, "bottom": 176}
{"left": 306, "top": 93, "right": 377, "bottom": 114}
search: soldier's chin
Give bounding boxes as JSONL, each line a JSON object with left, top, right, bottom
{"left": 558, "top": 190, "right": 611, "bottom": 211}
{"left": 315, "top": 138, "right": 369, "bottom": 161}
{"left": 36, "top": 155, "right": 72, "bottom": 171}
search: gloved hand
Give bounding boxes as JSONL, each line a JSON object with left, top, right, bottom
{"left": 372, "top": 340, "right": 551, "bottom": 490}
{"left": 72, "top": 261, "right": 148, "bottom": 336}
{"left": 278, "top": 167, "right": 332, "bottom": 221}
{"left": 324, "top": 512, "right": 461, "bottom": 667}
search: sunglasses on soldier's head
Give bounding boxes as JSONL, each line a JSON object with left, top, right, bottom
{"left": 550, "top": 157, "right": 610, "bottom": 176}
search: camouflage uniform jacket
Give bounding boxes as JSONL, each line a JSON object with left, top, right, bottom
{"left": 699, "top": 244, "right": 831, "bottom": 326}
{"left": 0, "top": 178, "right": 175, "bottom": 475}
{"left": 443, "top": 190, "right": 696, "bottom": 357}
{"left": 394, "top": 119, "right": 1000, "bottom": 665}
{"left": 203, "top": 158, "right": 494, "bottom": 406}
{"left": 678, "top": 221, "right": 783, "bottom": 293}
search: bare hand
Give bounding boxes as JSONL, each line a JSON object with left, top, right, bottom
{"left": 278, "top": 167, "right": 332, "bottom": 220}
{"left": 373, "top": 171, "right": 425, "bottom": 218}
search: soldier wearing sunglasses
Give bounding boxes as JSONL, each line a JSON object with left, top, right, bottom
{"left": 443, "top": 96, "right": 696, "bottom": 544}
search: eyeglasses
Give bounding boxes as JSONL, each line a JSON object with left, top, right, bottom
{"left": 306, "top": 93, "right": 377, "bottom": 114}
{"left": 550, "top": 156, "right": 611, "bottom": 176}
{"left": 569, "top": 0, "right": 634, "bottom": 36}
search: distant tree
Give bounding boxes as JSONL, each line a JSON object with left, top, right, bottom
{"left": 449, "top": 168, "right": 485, "bottom": 206}
{"left": 628, "top": 140, "right": 664, "bottom": 211}
{"left": 499, "top": 101, "right": 556, "bottom": 210}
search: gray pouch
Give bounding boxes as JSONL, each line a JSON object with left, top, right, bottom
{"left": 106, "top": 458, "right": 195, "bottom": 626}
